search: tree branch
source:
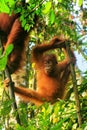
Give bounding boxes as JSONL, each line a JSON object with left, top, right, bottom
{"left": 66, "top": 42, "right": 82, "bottom": 127}
{"left": 5, "top": 66, "right": 21, "bottom": 124}
{"left": 0, "top": 38, "right": 21, "bottom": 124}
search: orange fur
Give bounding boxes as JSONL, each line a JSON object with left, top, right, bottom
{"left": 0, "top": 13, "right": 28, "bottom": 73}
{"left": 7, "top": 37, "right": 76, "bottom": 106}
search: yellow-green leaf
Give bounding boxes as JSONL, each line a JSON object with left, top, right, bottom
{"left": 78, "top": 0, "right": 83, "bottom": 6}
{"left": 42, "top": 2, "right": 51, "bottom": 14}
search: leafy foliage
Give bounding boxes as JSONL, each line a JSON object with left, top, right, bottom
{"left": 0, "top": 98, "right": 87, "bottom": 130}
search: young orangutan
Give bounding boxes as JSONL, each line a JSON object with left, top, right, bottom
{"left": 5, "top": 37, "right": 76, "bottom": 106}
{"left": 0, "top": 13, "right": 28, "bottom": 74}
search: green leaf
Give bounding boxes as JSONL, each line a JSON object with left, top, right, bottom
{"left": 25, "top": 24, "right": 30, "bottom": 31}
{"left": 8, "top": 0, "right": 15, "bottom": 7}
{"left": 42, "top": 2, "right": 51, "bottom": 14}
{"left": 0, "top": 44, "right": 13, "bottom": 71}
{"left": 50, "top": 10, "right": 55, "bottom": 24}
{"left": 22, "top": 19, "right": 27, "bottom": 27}
{"left": 0, "top": 1, "right": 10, "bottom": 13}
{"left": 0, "top": 55, "right": 7, "bottom": 70}
{"left": 78, "top": 0, "right": 83, "bottom": 6}
{"left": 5, "top": 44, "right": 14, "bottom": 56}
{"left": 58, "top": 0, "right": 62, "bottom": 2}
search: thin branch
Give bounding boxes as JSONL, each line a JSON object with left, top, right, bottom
{"left": 30, "top": 0, "right": 45, "bottom": 13}
{"left": 66, "top": 43, "right": 82, "bottom": 127}
{"left": 0, "top": 38, "right": 21, "bottom": 124}
{"left": 5, "top": 66, "right": 21, "bottom": 124}
{"left": 23, "top": 0, "right": 45, "bottom": 18}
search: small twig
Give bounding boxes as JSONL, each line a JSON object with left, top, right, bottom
{"left": 66, "top": 42, "right": 82, "bottom": 127}
{"left": 23, "top": 0, "right": 45, "bottom": 18}
{"left": 76, "top": 43, "right": 87, "bottom": 60}
{"left": 30, "top": 0, "right": 45, "bottom": 13}
{"left": 2, "top": 88, "right": 10, "bottom": 101}
{"left": 5, "top": 66, "right": 21, "bottom": 124}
